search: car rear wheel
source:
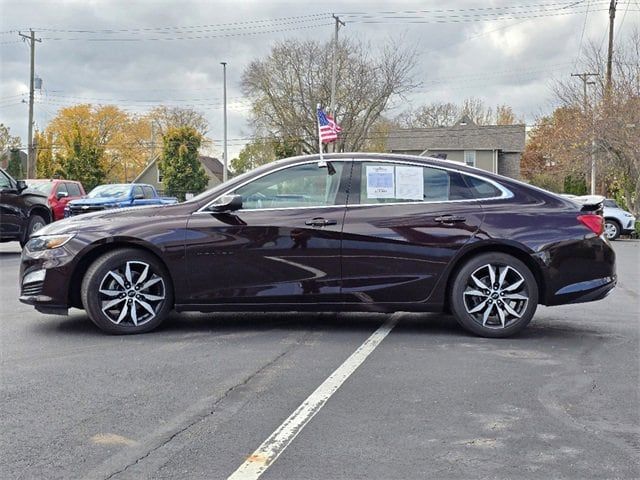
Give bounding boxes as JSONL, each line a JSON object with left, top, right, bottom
{"left": 604, "top": 219, "right": 620, "bottom": 240}
{"left": 81, "top": 248, "right": 173, "bottom": 334}
{"left": 450, "top": 253, "right": 538, "bottom": 338}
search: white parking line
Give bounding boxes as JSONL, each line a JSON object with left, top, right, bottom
{"left": 227, "top": 315, "right": 399, "bottom": 480}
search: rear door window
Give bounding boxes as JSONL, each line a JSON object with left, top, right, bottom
{"left": 356, "top": 161, "right": 468, "bottom": 204}
{"left": 66, "top": 182, "right": 81, "bottom": 196}
{"left": 143, "top": 186, "right": 155, "bottom": 199}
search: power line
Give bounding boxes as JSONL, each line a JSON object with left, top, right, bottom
{"left": 574, "top": 0, "right": 592, "bottom": 68}
{"left": 33, "top": 13, "right": 330, "bottom": 34}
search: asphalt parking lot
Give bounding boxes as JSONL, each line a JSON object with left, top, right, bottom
{"left": 0, "top": 240, "right": 638, "bottom": 480}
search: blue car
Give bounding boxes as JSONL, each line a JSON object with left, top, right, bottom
{"left": 65, "top": 183, "right": 178, "bottom": 217}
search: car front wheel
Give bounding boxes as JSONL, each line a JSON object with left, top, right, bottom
{"left": 81, "top": 248, "right": 173, "bottom": 334}
{"left": 450, "top": 253, "right": 538, "bottom": 338}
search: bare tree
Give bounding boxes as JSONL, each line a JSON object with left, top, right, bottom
{"left": 395, "top": 98, "right": 521, "bottom": 128}
{"left": 146, "top": 106, "right": 209, "bottom": 137}
{"left": 242, "top": 38, "right": 418, "bottom": 153}
{"left": 551, "top": 29, "right": 640, "bottom": 213}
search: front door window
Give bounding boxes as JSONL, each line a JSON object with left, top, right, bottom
{"left": 234, "top": 162, "right": 345, "bottom": 210}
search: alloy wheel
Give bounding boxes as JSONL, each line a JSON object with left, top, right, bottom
{"left": 31, "top": 220, "right": 45, "bottom": 234}
{"left": 98, "top": 261, "right": 166, "bottom": 327}
{"left": 463, "top": 263, "right": 529, "bottom": 329}
{"left": 604, "top": 222, "right": 618, "bottom": 240}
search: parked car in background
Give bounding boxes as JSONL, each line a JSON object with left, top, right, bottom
{"left": 26, "top": 179, "right": 86, "bottom": 221}
{"left": 602, "top": 199, "right": 636, "bottom": 240}
{"left": 570, "top": 195, "right": 636, "bottom": 240}
{"left": 0, "top": 168, "right": 52, "bottom": 246}
{"left": 65, "top": 183, "right": 178, "bottom": 217}
{"left": 20, "top": 153, "right": 616, "bottom": 338}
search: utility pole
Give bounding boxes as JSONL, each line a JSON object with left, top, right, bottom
{"left": 572, "top": 72, "right": 599, "bottom": 195}
{"left": 329, "top": 15, "right": 345, "bottom": 153}
{"left": 18, "top": 29, "right": 41, "bottom": 179}
{"left": 221, "top": 62, "right": 228, "bottom": 183}
{"left": 606, "top": 0, "right": 617, "bottom": 95}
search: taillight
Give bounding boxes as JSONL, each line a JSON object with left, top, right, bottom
{"left": 577, "top": 214, "right": 604, "bottom": 236}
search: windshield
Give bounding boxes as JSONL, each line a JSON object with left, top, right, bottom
{"left": 26, "top": 182, "right": 54, "bottom": 195}
{"left": 87, "top": 184, "right": 131, "bottom": 199}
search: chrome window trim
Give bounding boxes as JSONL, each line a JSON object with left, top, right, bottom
{"left": 194, "top": 157, "right": 512, "bottom": 214}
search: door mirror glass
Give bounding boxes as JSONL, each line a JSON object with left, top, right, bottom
{"left": 133, "top": 193, "right": 144, "bottom": 200}
{"left": 209, "top": 194, "right": 243, "bottom": 212}
{"left": 57, "top": 191, "right": 69, "bottom": 200}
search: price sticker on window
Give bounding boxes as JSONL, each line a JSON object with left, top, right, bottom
{"left": 366, "top": 165, "right": 395, "bottom": 198}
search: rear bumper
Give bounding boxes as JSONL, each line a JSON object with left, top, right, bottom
{"left": 551, "top": 275, "right": 617, "bottom": 305}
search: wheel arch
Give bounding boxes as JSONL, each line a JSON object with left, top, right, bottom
{"left": 68, "top": 239, "right": 175, "bottom": 309}
{"left": 28, "top": 205, "right": 52, "bottom": 224}
{"left": 441, "top": 241, "right": 546, "bottom": 312}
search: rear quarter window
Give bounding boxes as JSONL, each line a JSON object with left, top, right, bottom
{"left": 462, "top": 174, "right": 503, "bottom": 199}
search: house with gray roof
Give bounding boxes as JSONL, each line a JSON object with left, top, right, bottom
{"left": 133, "top": 154, "right": 223, "bottom": 193}
{"left": 385, "top": 117, "right": 526, "bottom": 179}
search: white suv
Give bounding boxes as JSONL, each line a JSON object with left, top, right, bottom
{"left": 602, "top": 199, "right": 636, "bottom": 240}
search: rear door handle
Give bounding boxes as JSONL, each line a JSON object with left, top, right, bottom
{"left": 305, "top": 217, "right": 337, "bottom": 227}
{"left": 434, "top": 215, "right": 466, "bottom": 224}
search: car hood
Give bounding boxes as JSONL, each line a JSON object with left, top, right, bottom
{"left": 68, "top": 196, "right": 127, "bottom": 206}
{"left": 35, "top": 202, "right": 193, "bottom": 236}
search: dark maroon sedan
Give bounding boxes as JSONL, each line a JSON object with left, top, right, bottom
{"left": 19, "top": 154, "right": 616, "bottom": 337}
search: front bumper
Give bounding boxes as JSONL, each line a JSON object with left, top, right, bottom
{"left": 19, "top": 241, "right": 80, "bottom": 314}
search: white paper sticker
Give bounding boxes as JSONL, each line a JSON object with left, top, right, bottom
{"left": 395, "top": 166, "right": 424, "bottom": 200}
{"left": 366, "top": 165, "right": 395, "bottom": 198}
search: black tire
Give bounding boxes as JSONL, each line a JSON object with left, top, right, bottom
{"left": 81, "top": 248, "right": 173, "bottom": 334}
{"left": 449, "top": 252, "right": 538, "bottom": 338}
{"left": 604, "top": 219, "right": 621, "bottom": 241}
{"left": 20, "top": 214, "right": 47, "bottom": 247}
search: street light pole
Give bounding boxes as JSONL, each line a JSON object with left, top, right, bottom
{"left": 221, "top": 62, "right": 228, "bottom": 183}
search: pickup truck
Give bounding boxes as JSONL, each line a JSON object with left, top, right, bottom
{"left": 0, "top": 167, "right": 52, "bottom": 246}
{"left": 65, "top": 183, "right": 178, "bottom": 217}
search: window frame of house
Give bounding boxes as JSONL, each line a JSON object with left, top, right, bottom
{"left": 464, "top": 150, "right": 476, "bottom": 168}
{"left": 157, "top": 165, "right": 163, "bottom": 184}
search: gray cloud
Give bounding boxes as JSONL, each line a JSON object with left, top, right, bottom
{"left": 1, "top": 0, "right": 637, "bottom": 159}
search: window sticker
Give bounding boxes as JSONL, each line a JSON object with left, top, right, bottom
{"left": 395, "top": 166, "right": 424, "bottom": 200}
{"left": 366, "top": 165, "right": 395, "bottom": 198}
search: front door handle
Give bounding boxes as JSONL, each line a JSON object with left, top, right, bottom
{"left": 305, "top": 217, "right": 337, "bottom": 227}
{"left": 434, "top": 215, "right": 466, "bottom": 224}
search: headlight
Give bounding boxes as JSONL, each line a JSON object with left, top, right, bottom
{"left": 26, "top": 234, "right": 75, "bottom": 252}
{"left": 623, "top": 213, "right": 633, "bottom": 217}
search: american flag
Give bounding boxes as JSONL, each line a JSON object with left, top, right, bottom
{"left": 317, "top": 107, "right": 341, "bottom": 144}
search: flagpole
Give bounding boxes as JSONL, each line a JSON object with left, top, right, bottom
{"left": 317, "top": 103, "right": 324, "bottom": 162}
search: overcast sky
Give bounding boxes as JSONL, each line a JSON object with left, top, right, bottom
{"left": 1, "top": 0, "right": 638, "bottom": 159}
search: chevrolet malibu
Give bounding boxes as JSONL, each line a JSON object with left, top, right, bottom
{"left": 19, "top": 153, "right": 616, "bottom": 337}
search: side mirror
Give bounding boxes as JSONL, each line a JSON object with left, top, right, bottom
{"left": 209, "top": 194, "right": 242, "bottom": 212}
{"left": 133, "top": 193, "right": 144, "bottom": 200}
{"left": 16, "top": 180, "right": 28, "bottom": 193}
{"left": 57, "top": 191, "right": 69, "bottom": 200}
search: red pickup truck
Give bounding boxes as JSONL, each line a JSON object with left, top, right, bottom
{"left": 26, "top": 179, "right": 86, "bottom": 221}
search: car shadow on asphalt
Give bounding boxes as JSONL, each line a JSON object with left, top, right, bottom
{"left": 31, "top": 309, "right": 607, "bottom": 342}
